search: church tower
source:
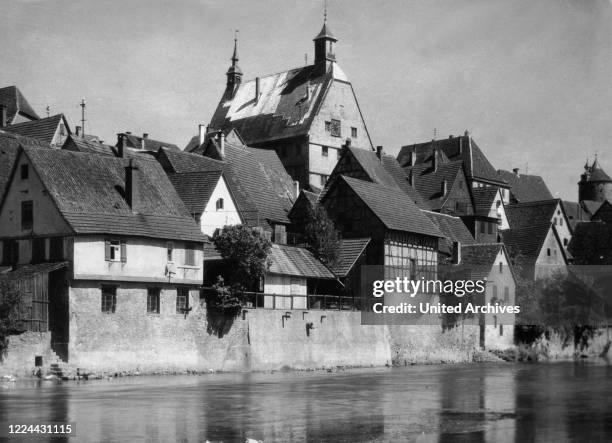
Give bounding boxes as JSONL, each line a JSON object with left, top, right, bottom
{"left": 225, "top": 36, "right": 242, "bottom": 97}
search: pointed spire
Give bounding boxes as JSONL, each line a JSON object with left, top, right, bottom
{"left": 231, "top": 31, "right": 239, "bottom": 66}
{"left": 226, "top": 30, "right": 242, "bottom": 94}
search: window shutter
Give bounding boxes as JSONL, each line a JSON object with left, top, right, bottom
{"left": 120, "top": 240, "right": 127, "bottom": 262}
{"left": 105, "top": 239, "right": 111, "bottom": 261}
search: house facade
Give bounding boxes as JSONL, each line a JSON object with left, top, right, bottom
{"left": 0, "top": 147, "right": 205, "bottom": 369}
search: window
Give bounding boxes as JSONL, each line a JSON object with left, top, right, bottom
{"left": 563, "top": 238, "right": 568, "bottom": 246}
{"left": 185, "top": 243, "right": 196, "bottom": 266}
{"left": 320, "top": 174, "right": 328, "bottom": 187}
{"left": 21, "top": 201, "right": 33, "bottom": 230}
{"left": 504, "top": 287, "right": 510, "bottom": 304}
{"left": 216, "top": 198, "right": 224, "bottom": 210}
{"left": 325, "top": 121, "right": 331, "bottom": 132}
{"left": 101, "top": 285, "right": 117, "bottom": 313}
{"left": 553, "top": 218, "right": 557, "bottom": 226}
{"left": 176, "top": 287, "right": 189, "bottom": 314}
{"left": 330, "top": 119, "right": 341, "bottom": 137}
{"left": 560, "top": 218, "right": 563, "bottom": 226}
{"left": 59, "top": 124, "right": 65, "bottom": 136}
{"left": 20, "top": 164, "right": 28, "bottom": 180}
{"left": 50, "top": 237, "right": 63, "bottom": 261}
{"left": 2, "top": 240, "right": 18, "bottom": 265}
{"left": 488, "top": 222, "right": 493, "bottom": 234}
{"left": 105, "top": 239, "right": 126, "bottom": 262}
{"left": 322, "top": 146, "right": 328, "bottom": 157}
{"left": 166, "top": 242, "right": 174, "bottom": 262}
{"left": 480, "top": 222, "right": 485, "bottom": 234}
{"left": 500, "top": 324, "right": 504, "bottom": 336}
{"left": 499, "top": 262, "right": 503, "bottom": 273}
{"left": 147, "top": 288, "right": 160, "bottom": 314}
{"left": 351, "top": 127, "right": 357, "bottom": 138}
{"left": 547, "top": 248, "right": 551, "bottom": 256}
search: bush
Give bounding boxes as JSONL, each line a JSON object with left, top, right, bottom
{"left": 0, "top": 281, "right": 21, "bottom": 361}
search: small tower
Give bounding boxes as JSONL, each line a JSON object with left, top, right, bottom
{"left": 226, "top": 35, "right": 242, "bottom": 97}
{"left": 578, "top": 156, "right": 612, "bottom": 203}
{"left": 313, "top": 10, "right": 337, "bottom": 74}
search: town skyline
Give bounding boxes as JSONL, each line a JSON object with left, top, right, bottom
{"left": 1, "top": 0, "right": 610, "bottom": 201}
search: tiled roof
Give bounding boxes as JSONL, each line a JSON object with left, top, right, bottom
{"left": 268, "top": 244, "right": 335, "bottom": 279}
{"left": 0, "top": 262, "right": 69, "bottom": 280}
{"left": 0, "top": 131, "right": 49, "bottom": 197}
{"left": 209, "top": 63, "right": 349, "bottom": 145}
{"left": 398, "top": 135, "right": 507, "bottom": 186}
{"left": 581, "top": 199, "right": 603, "bottom": 216}
{"left": 562, "top": 200, "right": 588, "bottom": 230}
{"left": 3, "top": 114, "right": 66, "bottom": 144}
{"left": 471, "top": 187, "right": 499, "bottom": 216}
{"left": 122, "top": 133, "right": 179, "bottom": 152}
{"left": 500, "top": 223, "right": 552, "bottom": 264}
{"left": 168, "top": 171, "right": 223, "bottom": 216}
{"left": 424, "top": 211, "right": 475, "bottom": 255}
{"left": 497, "top": 169, "right": 553, "bottom": 203}
{"left": 504, "top": 199, "right": 562, "bottom": 229}
{"left": 62, "top": 134, "right": 116, "bottom": 156}
{"left": 330, "top": 238, "right": 371, "bottom": 277}
{"left": 405, "top": 161, "right": 462, "bottom": 210}
{"left": 21, "top": 147, "right": 205, "bottom": 242}
{"left": 338, "top": 176, "right": 443, "bottom": 238}
{"left": 0, "top": 86, "right": 39, "bottom": 122}
{"left": 453, "top": 243, "right": 514, "bottom": 281}
{"left": 200, "top": 140, "right": 296, "bottom": 225}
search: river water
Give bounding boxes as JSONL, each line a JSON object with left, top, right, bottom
{"left": 0, "top": 362, "right": 610, "bottom": 442}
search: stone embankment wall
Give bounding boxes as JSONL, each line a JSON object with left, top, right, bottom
{"left": 0, "top": 332, "right": 59, "bottom": 376}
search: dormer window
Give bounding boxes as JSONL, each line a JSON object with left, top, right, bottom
{"left": 216, "top": 198, "right": 224, "bottom": 210}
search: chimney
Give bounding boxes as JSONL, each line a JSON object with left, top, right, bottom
{"left": 125, "top": 159, "right": 141, "bottom": 211}
{"left": 255, "top": 77, "right": 260, "bottom": 102}
{"left": 464, "top": 129, "right": 470, "bottom": 138}
{"left": 217, "top": 130, "right": 225, "bottom": 159}
{"left": 293, "top": 180, "right": 300, "bottom": 197}
{"left": 452, "top": 241, "right": 461, "bottom": 264}
{"left": 0, "top": 104, "right": 6, "bottom": 128}
{"left": 376, "top": 145, "right": 383, "bottom": 161}
{"left": 198, "top": 124, "right": 206, "bottom": 146}
{"left": 75, "top": 126, "right": 82, "bottom": 137}
{"left": 449, "top": 135, "right": 454, "bottom": 139}
{"left": 143, "top": 133, "right": 149, "bottom": 139}
{"left": 513, "top": 168, "right": 520, "bottom": 177}
{"left": 126, "top": 131, "right": 132, "bottom": 135}
{"left": 344, "top": 138, "right": 351, "bottom": 149}
{"left": 116, "top": 133, "right": 126, "bottom": 158}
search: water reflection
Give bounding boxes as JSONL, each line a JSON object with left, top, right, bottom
{"left": 0, "top": 362, "right": 610, "bottom": 442}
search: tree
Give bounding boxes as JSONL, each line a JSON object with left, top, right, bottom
{"left": 212, "top": 225, "right": 272, "bottom": 292}
{"left": 0, "top": 280, "right": 22, "bottom": 361}
{"left": 304, "top": 205, "right": 340, "bottom": 268}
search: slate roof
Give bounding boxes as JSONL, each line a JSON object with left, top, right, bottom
{"left": 0, "top": 131, "right": 50, "bottom": 197}
{"left": 471, "top": 187, "right": 500, "bottom": 217}
{"left": 209, "top": 62, "right": 358, "bottom": 146}
{"left": 397, "top": 135, "right": 507, "bottom": 186}
{"left": 497, "top": 169, "right": 553, "bottom": 202}
{"left": 504, "top": 199, "right": 562, "bottom": 230}
{"left": 62, "top": 134, "right": 116, "bottom": 157}
{"left": 424, "top": 211, "right": 475, "bottom": 255}
{"left": 3, "top": 114, "right": 67, "bottom": 144}
{"left": 121, "top": 133, "right": 179, "bottom": 152}
{"left": 0, "top": 86, "right": 39, "bottom": 123}
{"left": 337, "top": 176, "right": 443, "bottom": 238}
{"left": 268, "top": 244, "right": 335, "bottom": 279}
{"left": 583, "top": 159, "right": 612, "bottom": 182}
{"left": 330, "top": 238, "right": 371, "bottom": 277}
{"left": 405, "top": 160, "right": 462, "bottom": 210}
{"left": 168, "top": 171, "right": 223, "bottom": 216}
{"left": 17, "top": 147, "right": 204, "bottom": 242}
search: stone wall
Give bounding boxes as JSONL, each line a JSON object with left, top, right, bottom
{"left": 0, "top": 332, "right": 55, "bottom": 376}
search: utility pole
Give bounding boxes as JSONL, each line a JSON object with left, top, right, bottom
{"left": 80, "top": 98, "right": 86, "bottom": 136}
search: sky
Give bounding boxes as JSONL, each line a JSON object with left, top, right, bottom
{"left": 1, "top": 0, "right": 610, "bottom": 201}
